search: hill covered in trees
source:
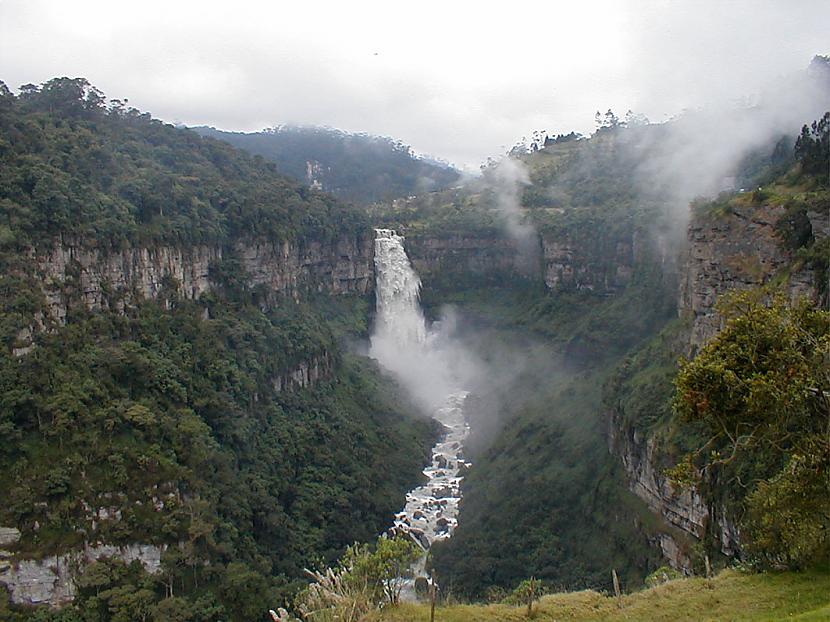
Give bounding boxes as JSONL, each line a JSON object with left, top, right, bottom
{"left": 192, "top": 125, "right": 460, "bottom": 205}
{"left": 0, "top": 78, "right": 436, "bottom": 621}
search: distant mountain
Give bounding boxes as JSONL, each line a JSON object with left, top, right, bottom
{"left": 191, "top": 125, "right": 460, "bottom": 204}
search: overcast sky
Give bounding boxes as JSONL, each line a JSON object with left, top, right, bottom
{"left": 1, "top": 0, "right": 827, "bottom": 169}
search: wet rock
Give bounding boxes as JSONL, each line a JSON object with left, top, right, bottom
{"left": 432, "top": 486, "right": 453, "bottom": 499}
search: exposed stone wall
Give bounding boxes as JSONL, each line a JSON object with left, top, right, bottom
{"left": 608, "top": 410, "right": 740, "bottom": 573}
{"left": 406, "top": 228, "right": 659, "bottom": 293}
{"left": 541, "top": 233, "right": 636, "bottom": 292}
{"left": 273, "top": 353, "right": 333, "bottom": 392}
{"left": 33, "top": 233, "right": 373, "bottom": 326}
{"left": 679, "top": 205, "right": 821, "bottom": 350}
{"left": 405, "top": 234, "right": 525, "bottom": 283}
{"left": 0, "top": 527, "right": 165, "bottom": 607}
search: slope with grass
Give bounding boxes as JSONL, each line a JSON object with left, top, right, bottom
{"left": 373, "top": 569, "right": 830, "bottom": 622}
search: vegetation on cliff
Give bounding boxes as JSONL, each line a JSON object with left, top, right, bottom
{"left": 672, "top": 293, "right": 829, "bottom": 569}
{"left": 0, "top": 79, "right": 436, "bottom": 621}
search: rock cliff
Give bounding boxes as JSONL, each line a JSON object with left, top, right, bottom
{"left": 406, "top": 227, "right": 662, "bottom": 293}
{"left": 406, "top": 234, "right": 526, "bottom": 284}
{"left": 610, "top": 200, "right": 827, "bottom": 571}
{"left": 33, "top": 233, "right": 373, "bottom": 326}
{"left": 0, "top": 527, "right": 165, "bottom": 607}
{"left": 679, "top": 204, "right": 825, "bottom": 350}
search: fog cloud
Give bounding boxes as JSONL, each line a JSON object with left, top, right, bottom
{"left": 1, "top": 0, "right": 827, "bottom": 169}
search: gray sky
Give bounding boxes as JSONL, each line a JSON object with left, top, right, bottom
{"left": 1, "top": 0, "right": 827, "bottom": 169}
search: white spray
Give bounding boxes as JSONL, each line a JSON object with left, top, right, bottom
{"left": 369, "top": 228, "right": 473, "bottom": 598}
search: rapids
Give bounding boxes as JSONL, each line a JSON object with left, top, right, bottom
{"left": 369, "top": 228, "right": 471, "bottom": 598}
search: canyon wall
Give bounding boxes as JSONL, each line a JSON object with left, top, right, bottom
{"left": 32, "top": 233, "right": 373, "bottom": 326}
{"left": 406, "top": 226, "right": 660, "bottom": 294}
{"left": 680, "top": 204, "right": 826, "bottom": 351}
{"left": 0, "top": 527, "right": 165, "bottom": 607}
{"left": 610, "top": 202, "right": 827, "bottom": 572}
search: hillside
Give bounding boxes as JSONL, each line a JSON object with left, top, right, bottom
{"left": 1, "top": 74, "right": 828, "bottom": 622}
{"left": 374, "top": 569, "right": 830, "bottom": 622}
{"left": 0, "top": 78, "right": 437, "bottom": 620}
{"left": 192, "top": 125, "right": 460, "bottom": 205}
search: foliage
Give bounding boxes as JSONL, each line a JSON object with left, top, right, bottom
{"left": 295, "top": 536, "right": 419, "bottom": 621}
{"left": 504, "top": 577, "right": 543, "bottom": 616}
{"left": 643, "top": 566, "right": 684, "bottom": 588}
{"left": 0, "top": 78, "right": 368, "bottom": 251}
{"left": 743, "top": 440, "right": 830, "bottom": 568}
{"left": 672, "top": 292, "right": 829, "bottom": 567}
{"left": 192, "top": 125, "right": 460, "bottom": 205}
{"left": 0, "top": 288, "right": 433, "bottom": 620}
{"left": 794, "top": 112, "right": 830, "bottom": 182}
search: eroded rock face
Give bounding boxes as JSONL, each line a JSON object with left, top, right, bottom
{"left": 609, "top": 202, "right": 824, "bottom": 571}
{"left": 273, "top": 353, "right": 333, "bottom": 392}
{"left": 406, "top": 235, "right": 525, "bottom": 281}
{"left": 406, "top": 229, "right": 656, "bottom": 294}
{"left": 608, "top": 410, "right": 740, "bottom": 572}
{"left": 541, "top": 234, "right": 637, "bottom": 292}
{"left": 0, "top": 526, "right": 166, "bottom": 607}
{"left": 33, "top": 233, "right": 373, "bottom": 326}
{"left": 679, "top": 205, "right": 820, "bottom": 350}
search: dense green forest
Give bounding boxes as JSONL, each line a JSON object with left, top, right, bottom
{"left": 192, "top": 126, "right": 460, "bottom": 205}
{"left": 0, "top": 79, "right": 437, "bottom": 621}
{"left": 0, "top": 78, "right": 367, "bottom": 250}
{"left": 1, "top": 74, "right": 828, "bottom": 621}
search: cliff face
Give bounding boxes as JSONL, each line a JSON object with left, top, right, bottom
{"left": 0, "top": 526, "right": 166, "bottom": 607}
{"left": 541, "top": 231, "right": 641, "bottom": 292}
{"left": 609, "top": 410, "right": 740, "bottom": 573}
{"left": 679, "top": 204, "right": 824, "bottom": 350}
{"left": 610, "top": 201, "right": 826, "bottom": 572}
{"left": 406, "top": 227, "right": 662, "bottom": 294}
{"left": 32, "top": 233, "right": 373, "bottom": 326}
{"left": 406, "top": 234, "right": 525, "bottom": 283}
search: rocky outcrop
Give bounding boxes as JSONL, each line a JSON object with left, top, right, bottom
{"left": 406, "top": 234, "right": 526, "bottom": 283}
{"left": 679, "top": 205, "right": 821, "bottom": 350}
{"left": 33, "top": 233, "right": 373, "bottom": 326}
{"left": 0, "top": 527, "right": 165, "bottom": 607}
{"left": 273, "top": 353, "right": 333, "bottom": 392}
{"left": 407, "top": 229, "right": 657, "bottom": 293}
{"left": 608, "top": 410, "right": 740, "bottom": 572}
{"left": 542, "top": 233, "right": 635, "bottom": 292}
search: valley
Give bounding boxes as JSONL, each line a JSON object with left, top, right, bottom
{"left": 0, "top": 57, "right": 828, "bottom": 622}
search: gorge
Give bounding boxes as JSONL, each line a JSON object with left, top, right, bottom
{"left": 0, "top": 73, "right": 828, "bottom": 621}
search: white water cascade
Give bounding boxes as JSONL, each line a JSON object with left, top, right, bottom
{"left": 369, "top": 229, "right": 471, "bottom": 597}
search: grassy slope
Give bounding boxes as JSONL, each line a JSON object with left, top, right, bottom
{"left": 375, "top": 569, "right": 830, "bottom": 621}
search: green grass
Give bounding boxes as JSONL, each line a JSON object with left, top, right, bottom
{"left": 373, "top": 569, "right": 830, "bottom": 621}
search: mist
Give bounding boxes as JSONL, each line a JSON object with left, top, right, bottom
{"left": 629, "top": 57, "right": 830, "bottom": 223}
{"left": 3, "top": 1, "right": 828, "bottom": 169}
{"left": 482, "top": 159, "right": 541, "bottom": 276}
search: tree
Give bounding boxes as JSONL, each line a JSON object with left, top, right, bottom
{"left": 595, "top": 109, "right": 621, "bottom": 132}
{"left": 511, "top": 577, "right": 542, "bottom": 617}
{"left": 794, "top": 111, "right": 830, "bottom": 181}
{"left": 672, "top": 291, "right": 829, "bottom": 567}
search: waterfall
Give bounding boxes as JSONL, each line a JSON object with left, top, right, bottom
{"left": 371, "top": 229, "right": 428, "bottom": 353}
{"left": 369, "top": 228, "right": 471, "bottom": 600}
